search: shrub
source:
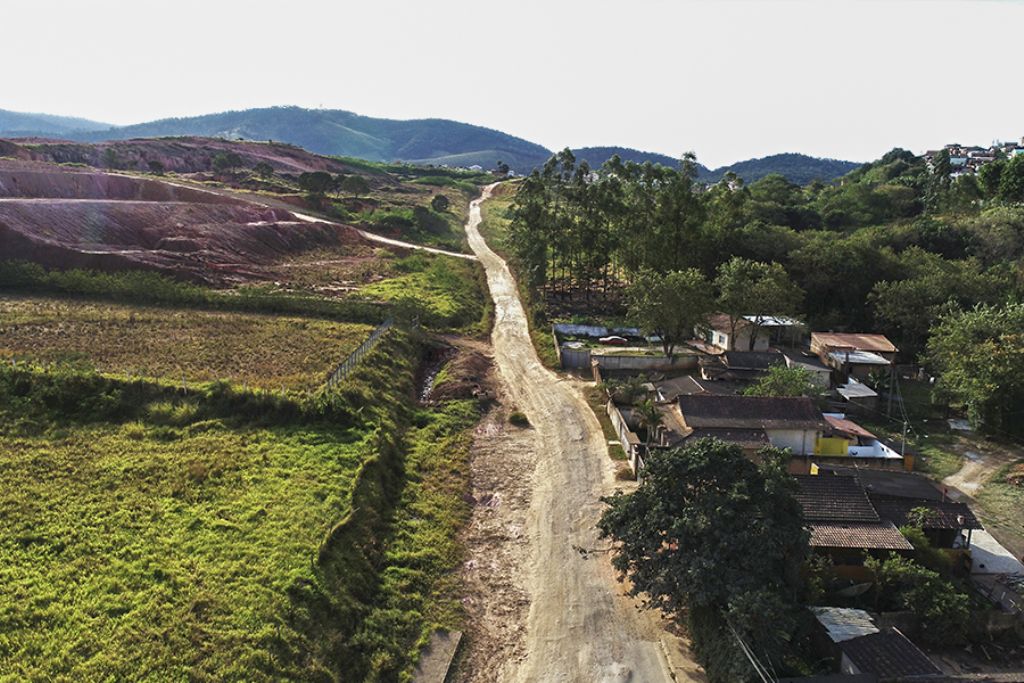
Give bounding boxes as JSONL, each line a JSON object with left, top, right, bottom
{"left": 509, "top": 410, "right": 529, "bottom": 426}
{"left": 865, "top": 553, "right": 969, "bottom": 645}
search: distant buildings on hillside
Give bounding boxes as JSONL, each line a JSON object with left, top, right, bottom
{"left": 923, "top": 138, "right": 1024, "bottom": 178}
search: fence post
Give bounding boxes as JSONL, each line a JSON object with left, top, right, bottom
{"left": 325, "top": 316, "right": 395, "bottom": 387}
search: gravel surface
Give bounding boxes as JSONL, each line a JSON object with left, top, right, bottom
{"left": 455, "top": 184, "right": 703, "bottom": 682}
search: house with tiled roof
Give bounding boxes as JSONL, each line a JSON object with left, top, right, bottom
{"left": 811, "top": 332, "right": 898, "bottom": 382}
{"left": 795, "top": 474, "right": 914, "bottom": 579}
{"left": 674, "top": 394, "right": 826, "bottom": 457}
{"left": 608, "top": 393, "right": 828, "bottom": 475}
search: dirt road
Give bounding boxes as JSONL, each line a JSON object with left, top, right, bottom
{"left": 943, "top": 438, "right": 1020, "bottom": 498}
{"left": 150, "top": 174, "right": 478, "bottom": 261}
{"left": 460, "top": 184, "right": 701, "bottom": 682}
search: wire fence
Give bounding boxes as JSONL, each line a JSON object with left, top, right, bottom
{"left": 325, "top": 317, "right": 394, "bottom": 389}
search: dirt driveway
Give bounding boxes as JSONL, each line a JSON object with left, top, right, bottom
{"left": 455, "top": 185, "right": 702, "bottom": 682}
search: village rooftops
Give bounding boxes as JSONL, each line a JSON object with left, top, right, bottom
{"left": 809, "top": 522, "right": 913, "bottom": 551}
{"left": 823, "top": 414, "right": 876, "bottom": 440}
{"left": 811, "top": 606, "right": 879, "bottom": 643}
{"left": 818, "top": 465, "right": 944, "bottom": 501}
{"left": 795, "top": 474, "right": 914, "bottom": 552}
{"left": 839, "top": 629, "right": 941, "bottom": 680}
{"left": 686, "top": 427, "right": 769, "bottom": 449}
{"left": 721, "top": 350, "right": 785, "bottom": 370}
{"left": 741, "top": 314, "right": 801, "bottom": 327}
{"left": 812, "top": 332, "right": 898, "bottom": 355}
{"left": 836, "top": 379, "right": 878, "bottom": 400}
{"left": 869, "top": 494, "right": 982, "bottom": 531}
{"left": 828, "top": 350, "right": 891, "bottom": 366}
{"left": 707, "top": 313, "right": 802, "bottom": 331}
{"left": 795, "top": 474, "right": 879, "bottom": 522}
{"left": 676, "top": 394, "right": 826, "bottom": 432}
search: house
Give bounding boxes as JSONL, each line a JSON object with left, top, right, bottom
{"left": 671, "top": 394, "right": 826, "bottom": 458}
{"left": 700, "top": 313, "right": 801, "bottom": 352}
{"left": 809, "top": 413, "right": 907, "bottom": 471}
{"left": 835, "top": 378, "right": 879, "bottom": 413}
{"left": 816, "top": 463, "right": 981, "bottom": 551}
{"left": 782, "top": 350, "right": 832, "bottom": 388}
{"left": 699, "top": 350, "right": 785, "bottom": 382}
{"left": 811, "top": 333, "right": 898, "bottom": 381}
{"left": 870, "top": 493, "right": 981, "bottom": 551}
{"left": 608, "top": 393, "right": 827, "bottom": 474}
{"left": 838, "top": 629, "right": 941, "bottom": 681}
{"left": 795, "top": 474, "right": 914, "bottom": 579}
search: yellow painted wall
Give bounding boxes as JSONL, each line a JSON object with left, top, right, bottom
{"left": 815, "top": 437, "right": 849, "bottom": 457}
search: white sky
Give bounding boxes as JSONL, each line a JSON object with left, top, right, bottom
{"left": 3, "top": 0, "right": 1022, "bottom": 167}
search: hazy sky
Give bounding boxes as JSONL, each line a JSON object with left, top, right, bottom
{"left": 4, "top": 0, "right": 1022, "bottom": 167}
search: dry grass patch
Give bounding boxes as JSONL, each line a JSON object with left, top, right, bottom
{"left": 0, "top": 295, "right": 372, "bottom": 391}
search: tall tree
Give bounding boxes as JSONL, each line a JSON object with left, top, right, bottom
{"left": 998, "top": 155, "right": 1024, "bottom": 202}
{"left": 715, "top": 257, "right": 803, "bottom": 350}
{"left": 626, "top": 269, "right": 713, "bottom": 357}
{"left": 928, "top": 302, "right": 1024, "bottom": 435}
{"left": 599, "top": 440, "right": 808, "bottom": 682}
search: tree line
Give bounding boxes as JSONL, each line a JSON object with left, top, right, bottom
{"left": 506, "top": 148, "right": 1024, "bottom": 432}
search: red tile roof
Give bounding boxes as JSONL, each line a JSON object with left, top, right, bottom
{"left": 809, "top": 521, "right": 914, "bottom": 551}
{"left": 795, "top": 475, "right": 879, "bottom": 523}
{"left": 824, "top": 415, "right": 876, "bottom": 440}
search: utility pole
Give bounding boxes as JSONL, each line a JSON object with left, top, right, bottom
{"left": 901, "top": 420, "right": 908, "bottom": 459}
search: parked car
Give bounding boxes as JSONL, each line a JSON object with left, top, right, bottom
{"left": 598, "top": 335, "right": 628, "bottom": 346}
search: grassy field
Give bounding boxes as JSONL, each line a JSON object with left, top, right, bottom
{"left": 359, "top": 254, "right": 490, "bottom": 333}
{"left": 0, "top": 295, "right": 372, "bottom": 392}
{"left": 0, "top": 416, "right": 369, "bottom": 680}
{"left": 0, "top": 326, "right": 422, "bottom": 681}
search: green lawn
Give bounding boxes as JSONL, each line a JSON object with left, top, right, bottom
{"left": 358, "top": 254, "right": 490, "bottom": 333}
{"left": 0, "top": 402, "right": 372, "bottom": 681}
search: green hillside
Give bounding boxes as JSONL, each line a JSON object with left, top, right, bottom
{"left": 72, "top": 106, "right": 551, "bottom": 172}
{"left": 0, "top": 109, "right": 110, "bottom": 136}
{"left": 569, "top": 146, "right": 858, "bottom": 185}
{"left": 1, "top": 106, "right": 860, "bottom": 183}
{"left": 709, "top": 153, "right": 860, "bottom": 185}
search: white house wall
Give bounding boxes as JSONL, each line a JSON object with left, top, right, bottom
{"left": 766, "top": 428, "right": 818, "bottom": 455}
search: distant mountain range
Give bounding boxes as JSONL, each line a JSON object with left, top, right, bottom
{"left": 0, "top": 106, "right": 860, "bottom": 184}
{"left": 0, "top": 110, "right": 110, "bottom": 137}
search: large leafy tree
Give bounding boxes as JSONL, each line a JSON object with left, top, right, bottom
{"left": 869, "top": 247, "right": 1010, "bottom": 358}
{"left": 999, "top": 155, "right": 1024, "bottom": 202}
{"left": 743, "top": 364, "right": 823, "bottom": 399}
{"left": 626, "top": 268, "right": 713, "bottom": 357}
{"left": 715, "top": 257, "right": 803, "bottom": 350}
{"left": 927, "top": 302, "right": 1024, "bottom": 434}
{"left": 598, "top": 440, "right": 808, "bottom": 682}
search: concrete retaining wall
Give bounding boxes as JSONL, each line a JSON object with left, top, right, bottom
{"left": 591, "top": 353, "right": 698, "bottom": 373}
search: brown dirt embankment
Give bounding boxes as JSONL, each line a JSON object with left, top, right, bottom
{"left": 0, "top": 160, "right": 369, "bottom": 285}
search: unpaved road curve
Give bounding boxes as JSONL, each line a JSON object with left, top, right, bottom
{"left": 288, "top": 209, "right": 477, "bottom": 260}
{"left": 465, "top": 184, "right": 700, "bottom": 682}
{"left": 131, "top": 174, "right": 478, "bottom": 261}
